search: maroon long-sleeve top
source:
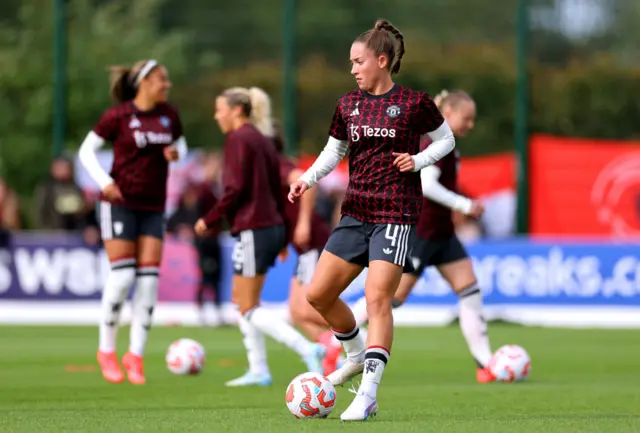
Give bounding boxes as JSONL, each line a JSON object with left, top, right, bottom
{"left": 202, "top": 123, "right": 285, "bottom": 235}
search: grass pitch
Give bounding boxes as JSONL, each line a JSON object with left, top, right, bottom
{"left": 0, "top": 325, "right": 638, "bottom": 432}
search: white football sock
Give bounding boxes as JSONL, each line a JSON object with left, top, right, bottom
{"left": 247, "top": 306, "right": 313, "bottom": 357}
{"left": 238, "top": 314, "right": 269, "bottom": 376}
{"left": 360, "top": 328, "right": 369, "bottom": 346}
{"left": 333, "top": 327, "right": 365, "bottom": 362}
{"left": 99, "top": 259, "right": 136, "bottom": 353}
{"left": 129, "top": 267, "right": 159, "bottom": 357}
{"left": 360, "top": 346, "right": 389, "bottom": 397}
{"left": 351, "top": 296, "right": 369, "bottom": 327}
{"left": 458, "top": 285, "right": 492, "bottom": 367}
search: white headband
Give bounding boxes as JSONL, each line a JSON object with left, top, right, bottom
{"left": 134, "top": 60, "right": 158, "bottom": 86}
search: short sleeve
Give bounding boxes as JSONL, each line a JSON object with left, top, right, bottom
{"left": 415, "top": 93, "right": 445, "bottom": 136}
{"left": 328, "top": 103, "right": 348, "bottom": 141}
{"left": 171, "top": 106, "right": 184, "bottom": 141}
{"left": 93, "top": 108, "right": 119, "bottom": 141}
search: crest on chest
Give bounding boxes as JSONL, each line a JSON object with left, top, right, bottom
{"left": 127, "top": 115, "right": 173, "bottom": 149}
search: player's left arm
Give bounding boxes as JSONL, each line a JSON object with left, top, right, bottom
{"left": 167, "top": 107, "right": 188, "bottom": 161}
{"left": 411, "top": 93, "right": 455, "bottom": 171}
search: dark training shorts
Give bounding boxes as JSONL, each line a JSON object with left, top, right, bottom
{"left": 231, "top": 225, "right": 286, "bottom": 277}
{"left": 408, "top": 234, "right": 469, "bottom": 277}
{"left": 97, "top": 201, "right": 165, "bottom": 242}
{"left": 324, "top": 215, "right": 415, "bottom": 272}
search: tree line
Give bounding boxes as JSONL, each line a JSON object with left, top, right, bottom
{"left": 1, "top": 0, "right": 639, "bottom": 205}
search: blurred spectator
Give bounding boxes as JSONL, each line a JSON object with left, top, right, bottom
{"left": 82, "top": 194, "right": 101, "bottom": 247}
{"left": 0, "top": 177, "right": 21, "bottom": 247}
{"left": 167, "top": 152, "right": 225, "bottom": 326}
{"left": 35, "top": 156, "right": 87, "bottom": 231}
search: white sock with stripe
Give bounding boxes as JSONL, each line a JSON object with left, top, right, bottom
{"left": 238, "top": 314, "right": 269, "bottom": 376}
{"left": 360, "top": 346, "right": 390, "bottom": 398}
{"left": 333, "top": 327, "right": 365, "bottom": 362}
{"left": 458, "top": 284, "right": 492, "bottom": 368}
{"left": 99, "top": 258, "right": 136, "bottom": 353}
{"left": 129, "top": 265, "right": 159, "bottom": 357}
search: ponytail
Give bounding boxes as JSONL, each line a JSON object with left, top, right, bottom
{"left": 221, "top": 86, "right": 275, "bottom": 137}
{"left": 434, "top": 89, "right": 473, "bottom": 111}
{"left": 109, "top": 66, "right": 136, "bottom": 104}
{"left": 355, "top": 19, "right": 405, "bottom": 75}
{"left": 248, "top": 87, "right": 274, "bottom": 137}
{"left": 433, "top": 90, "right": 450, "bottom": 110}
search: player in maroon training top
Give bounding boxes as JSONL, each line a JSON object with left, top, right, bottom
{"left": 194, "top": 87, "right": 326, "bottom": 387}
{"left": 78, "top": 59, "right": 188, "bottom": 385}
{"left": 288, "top": 20, "right": 455, "bottom": 420}
{"left": 349, "top": 90, "right": 496, "bottom": 383}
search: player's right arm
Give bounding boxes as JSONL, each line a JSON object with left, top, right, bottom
{"left": 292, "top": 104, "right": 348, "bottom": 201}
{"left": 78, "top": 109, "right": 122, "bottom": 201}
{"left": 297, "top": 137, "right": 348, "bottom": 189}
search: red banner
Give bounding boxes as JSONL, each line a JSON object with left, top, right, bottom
{"left": 458, "top": 152, "right": 515, "bottom": 198}
{"left": 530, "top": 135, "right": 640, "bottom": 237}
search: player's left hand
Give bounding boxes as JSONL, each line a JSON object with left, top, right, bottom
{"left": 194, "top": 218, "right": 209, "bottom": 236}
{"left": 164, "top": 146, "right": 180, "bottom": 162}
{"left": 392, "top": 152, "right": 415, "bottom": 172}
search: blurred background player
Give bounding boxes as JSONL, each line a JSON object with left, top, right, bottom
{"left": 194, "top": 87, "right": 326, "bottom": 387}
{"left": 289, "top": 19, "right": 454, "bottom": 420}
{"left": 167, "top": 153, "right": 224, "bottom": 326}
{"left": 350, "top": 89, "right": 494, "bottom": 383}
{"left": 269, "top": 120, "right": 342, "bottom": 375}
{"left": 78, "top": 59, "right": 187, "bottom": 385}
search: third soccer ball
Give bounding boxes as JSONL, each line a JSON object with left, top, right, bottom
{"left": 285, "top": 372, "right": 336, "bottom": 418}
{"left": 489, "top": 344, "right": 531, "bottom": 382}
{"left": 165, "top": 338, "right": 205, "bottom": 375}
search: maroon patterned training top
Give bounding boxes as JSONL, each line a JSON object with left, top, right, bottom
{"left": 328, "top": 84, "right": 444, "bottom": 224}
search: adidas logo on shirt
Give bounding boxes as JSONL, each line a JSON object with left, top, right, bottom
{"left": 350, "top": 102, "right": 360, "bottom": 117}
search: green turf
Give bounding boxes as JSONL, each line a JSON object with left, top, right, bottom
{"left": 0, "top": 325, "right": 638, "bottom": 433}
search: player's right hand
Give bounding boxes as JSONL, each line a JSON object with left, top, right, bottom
{"left": 468, "top": 201, "right": 485, "bottom": 219}
{"left": 288, "top": 180, "right": 309, "bottom": 203}
{"left": 103, "top": 183, "right": 123, "bottom": 203}
{"left": 194, "top": 218, "right": 209, "bottom": 236}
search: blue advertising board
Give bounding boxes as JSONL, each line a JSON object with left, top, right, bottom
{"left": 1, "top": 233, "right": 639, "bottom": 307}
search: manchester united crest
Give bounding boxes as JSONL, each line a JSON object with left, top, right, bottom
{"left": 386, "top": 105, "right": 400, "bottom": 118}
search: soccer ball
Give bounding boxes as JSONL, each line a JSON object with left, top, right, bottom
{"left": 285, "top": 372, "right": 337, "bottom": 418}
{"left": 165, "top": 338, "right": 206, "bottom": 375}
{"left": 489, "top": 344, "right": 531, "bottom": 382}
